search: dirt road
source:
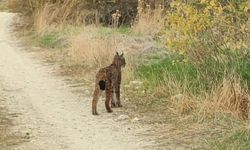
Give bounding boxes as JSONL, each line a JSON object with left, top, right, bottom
{"left": 0, "top": 12, "right": 152, "bottom": 150}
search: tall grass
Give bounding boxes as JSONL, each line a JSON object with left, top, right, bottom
{"left": 133, "top": 2, "right": 165, "bottom": 35}
{"left": 69, "top": 31, "right": 136, "bottom": 81}
{"left": 136, "top": 51, "right": 250, "bottom": 119}
{"left": 69, "top": 34, "right": 116, "bottom": 68}
{"left": 7, "top": 0, "right": 94, "bottom": 31}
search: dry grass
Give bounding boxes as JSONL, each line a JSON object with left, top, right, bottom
{"left": 127, "top": 76, "right": 249, "bottom": 149}
{"left": 30, "top": 25, "right": 152, "bottom": 85}
{"left": 200, "top": 77, "right": 249, "bottom": 120}
{"left": 69, "top": 34, "right": 117, "bottom": 68}
{"left": 133, "top": 3, "right": 165, "bottom": 35}
{"left": 168, "top": 76, "right": 250, "bottom": 122}
{"left": 33, "top": 4, "right": 55, "bottom": 32}
{"left": 69, "top": 35, "right": 138, "bottom": 84}
{"left": 7, "top": 0, "right": 94, "bottom": 32}
{"left": 33, "top": 2, "right": 94, "bottom": 32}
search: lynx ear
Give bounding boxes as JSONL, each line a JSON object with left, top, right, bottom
{"left": 120, "top": 52, "right": 124, "bottom": 57}
{"left": 116, "top": 51, "right": 119, "bottom": 55}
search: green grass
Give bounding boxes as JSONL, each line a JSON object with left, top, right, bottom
{"left": 136, "top": 52, "right": 249, "bottom": 95}
{"left": 237, "top": 53, "right": 250, "bottom": 89}
{"left": 37, "top": 25, "right": 85, "bottom": 49}
{"left": 212, "top": 128, "right": 250, "bottom": 150}
{"left": 59, "top": 25, "right": 83, "bottom": 36}
{"left": 38, "top": 32, "right": 67, "bottom": 49}
{"left": 97, "top": 26, "right": 132, "bottom": 36}
{"left": 38, "top": 33, "right": 59, "bottom": 48}
{"left": 137, "top": 55, "right": 201, "bottom": 92}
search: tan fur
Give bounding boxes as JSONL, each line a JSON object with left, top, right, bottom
{"left": 92, "top": 52, "right": 126, "bottom": 115}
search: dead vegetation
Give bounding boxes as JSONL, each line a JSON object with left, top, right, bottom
{"left": 133, "top": 0, "right": 165, "bottom": 35}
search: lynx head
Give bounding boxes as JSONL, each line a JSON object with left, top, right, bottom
{"left": 113, "top": 52, "right": 126, "bottom": 68}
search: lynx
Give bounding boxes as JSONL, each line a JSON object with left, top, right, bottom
{"left": 92, "top": 52, "right": 126, "bottom": 115}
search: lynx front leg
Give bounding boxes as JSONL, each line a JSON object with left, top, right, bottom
{"left": 105, "top": 82, "right": 113, "bottom": 113}
{"left": 111, "top": 87, "right": 117, "bottom": 108}
{"left": 92, "top": 87, "right": 100, "bottom": 115}
{"left": 115, "top": 84, "right": 122, "bottom": 107}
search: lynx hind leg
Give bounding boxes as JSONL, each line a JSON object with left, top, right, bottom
{"left": 92, "top": 86, "right": 100, "bottom": 115}
{"left": 105, "top": 82, "right": 113, "bottom": 113}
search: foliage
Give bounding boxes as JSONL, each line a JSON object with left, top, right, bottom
{"left": 165, "top": 0, "right": 250, "bottom": 61}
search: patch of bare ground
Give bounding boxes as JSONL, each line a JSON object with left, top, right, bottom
{"left": 0, "top": 95, "right": 29, "bottom": 149}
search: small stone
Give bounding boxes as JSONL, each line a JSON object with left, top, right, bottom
{"left": 84, "top": 90, "right": 90, "bottom": 95}
{"left": 117, "top": 115, "right": 129, "bottom": 121}
{"left": 130, "top": 80, "right": 143, "bottom": 85}
{"left": 131, "top": 117, "right": 140, "bottom": 123}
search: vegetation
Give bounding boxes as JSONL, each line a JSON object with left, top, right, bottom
{"left": 212, "top": 128, "right": 250, "bottom": 150}
{"left": 3, "top": 0, "right": 250, "bottom": 149}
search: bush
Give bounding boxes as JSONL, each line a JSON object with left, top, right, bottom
{"left": 165, "top": 0, "right": 250, "bottom": 62}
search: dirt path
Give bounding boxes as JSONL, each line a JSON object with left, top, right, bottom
{"left": 0, "top": 12, "right": 153, "bottom": 150}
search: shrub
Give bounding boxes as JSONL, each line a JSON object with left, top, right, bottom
{"left": 165, "top": 0, "right": 250, "bottom": 62}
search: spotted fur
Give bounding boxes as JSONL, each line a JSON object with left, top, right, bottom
{"left": 92, "top": 52, "right": 126, "bottom": 115}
